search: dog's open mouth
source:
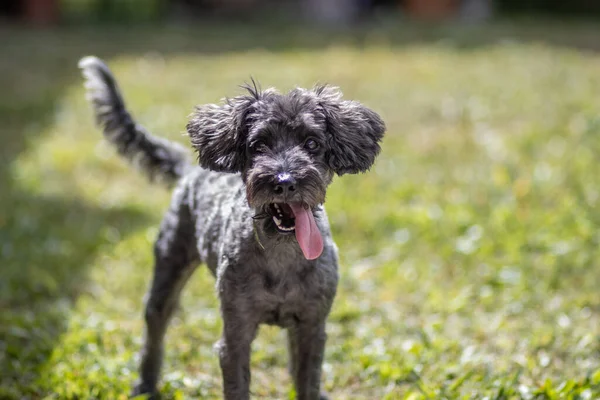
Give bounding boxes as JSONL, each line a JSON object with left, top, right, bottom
{"left": 269, "top": 203, "right": 296, "bottom": 232}
{"left": 267, "top": 202, "right": 324, "bottom": 260}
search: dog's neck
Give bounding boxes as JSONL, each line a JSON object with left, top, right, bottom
{"left": 252, "top": 219, "right": 266, "bottom": 251}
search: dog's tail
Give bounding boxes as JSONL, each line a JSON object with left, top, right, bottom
{"left": 78, "top": 56, "right": 190, "bottom": 187}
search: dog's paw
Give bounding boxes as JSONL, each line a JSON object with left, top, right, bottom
{"left": 130, "top": 381, "right": 159, "bottom": 400}
{"left": 320, "top": 391, "right": 331, "bottom": 400}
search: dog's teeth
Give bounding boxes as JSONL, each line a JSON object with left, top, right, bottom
{"left": 273, "top": 215, "right": 295, "bottom": 232}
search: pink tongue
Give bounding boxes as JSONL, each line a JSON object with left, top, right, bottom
{"left": 289, "top": 203, "right": 323, "bottom": 260}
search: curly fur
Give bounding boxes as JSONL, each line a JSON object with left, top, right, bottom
{"left": 79, "top": 56, "right": 385, "bottom": 400}
{"left": 312, "top": 85, "right": 385, "bottom": 175}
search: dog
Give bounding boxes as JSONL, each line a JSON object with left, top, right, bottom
{"left": 79, "top": 56, "right": 385, "bottom": 400}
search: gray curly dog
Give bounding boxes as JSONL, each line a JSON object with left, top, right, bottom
{"left": 79, "top": 56, "right": 385, "bottom": 400}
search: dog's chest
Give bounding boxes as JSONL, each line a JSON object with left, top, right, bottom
{"left": 213, "top": 207, "right": 338, "bottom": 327}
{"left": 220, "top": 251, "right": 335, "bottom": 328}
{"left": 257, "top": 265, "right": 329, "bottom": 327}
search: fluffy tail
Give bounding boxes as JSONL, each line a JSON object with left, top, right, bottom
{"left": 78, "top": 56, "right": 190, "bottom": 187}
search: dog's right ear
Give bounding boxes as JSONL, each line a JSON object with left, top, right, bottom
{"left": 312, "top": 85, "right": 385, "bottom": 176}
{"left": 187, "top": 88, "right": 260, "bottom": 173}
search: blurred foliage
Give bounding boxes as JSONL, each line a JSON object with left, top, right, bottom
{"left": 60, "top": 0, "right": 166, "bottom": 22}
{"left": 498, "top": 0, "right": 600, "bottom": 16}
{"left": 2, "top": 20, "right": 600, "bottom": 399}
{"left": 56, "top": 0, "right": 600, "bottom": 23}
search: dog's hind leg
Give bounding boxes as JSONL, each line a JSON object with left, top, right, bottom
{"left": 132, "top": 192, "right": 199, "bottom": 398}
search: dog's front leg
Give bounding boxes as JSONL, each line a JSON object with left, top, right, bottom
{"left": 218, "top": 306, "right": 259, "bottom": 400}
{"left": 288, "top": 321, "right": 328, "bottom": 400}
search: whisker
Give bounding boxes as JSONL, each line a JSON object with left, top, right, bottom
{"left": 252, "top": 212, "right": 270, "bottom": 220}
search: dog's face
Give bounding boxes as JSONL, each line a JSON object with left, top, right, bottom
{"left": 187, "top": 84, "right": 385, "bottom": 259}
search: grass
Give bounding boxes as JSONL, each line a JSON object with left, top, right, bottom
{"left": 2, "top": 18, "right": 600, "bottom": 399}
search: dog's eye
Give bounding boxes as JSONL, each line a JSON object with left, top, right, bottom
{"left": 253, "top": 141, "right": 269, "bottom": 153}
{"left": 304, "top": 139, "right": 319, "bottom": 151}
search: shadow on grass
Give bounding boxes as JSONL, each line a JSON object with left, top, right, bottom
{"left": 0, "top": 195, "right": 150, "bottom": 395}
{"left": 0, "top": 81, "right": 152, "bottom": 395}
{"left": 0, "top": 51, "right": 154, "bottom": 394}
{"left": 0, "top": 17, "right": 599, "bottom": 395}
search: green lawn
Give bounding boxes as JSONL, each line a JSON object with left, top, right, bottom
{"left": 2, "top": 19, "right": 600, "bottom": 399}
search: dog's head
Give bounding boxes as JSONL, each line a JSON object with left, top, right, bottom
{"left": 187, "top": 83, "right": 385, "bottom": 259}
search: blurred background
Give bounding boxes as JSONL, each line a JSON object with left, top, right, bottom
{"left": 4, "top": 0, "right": 600, "bottom": 25}
{"left": 2, "top": 1, "right": 600, "bottom": 399}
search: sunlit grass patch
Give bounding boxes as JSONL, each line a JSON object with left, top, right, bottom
{"left": 2, "top": 21, "right": 600, "bottom": 399}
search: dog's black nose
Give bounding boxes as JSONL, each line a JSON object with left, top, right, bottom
{"left": 273, "top": 173, "right": 296, "bottom": 196}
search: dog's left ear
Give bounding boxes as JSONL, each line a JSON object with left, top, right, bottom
{"left": 313, "top": 85, "right": 385, "bottom": 176}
